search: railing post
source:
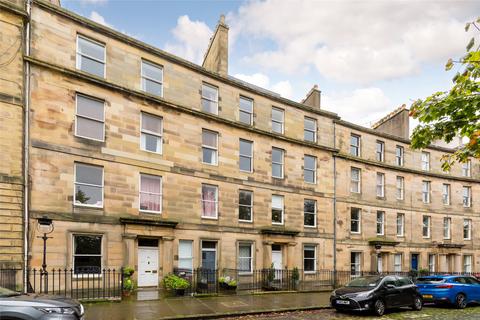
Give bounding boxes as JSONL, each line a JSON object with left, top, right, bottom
{"left": 120, "top": 267, "right": 124, "bottom": 300}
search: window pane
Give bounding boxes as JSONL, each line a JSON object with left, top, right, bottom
{"left": 240, "top": 140, "right": 252, "bottom": 156}
{"left": 304, "top": 200, "right": 315, "bottom": 213}
{"left": 141, "top": 133, "right": 161, "bottom": 153}
{"left": 304, "top": 156, "right": 316, "bottom": 170}
{"left": 74, "top": 235, "right": 102, "bottom": 254}
{"left": 272, "top": 122, "right": 283, "bottom": 133}
{"left": 272, "top": 195, "right": 283, "bottom": 208}
{"left": 304, "top": 131, "right": 315, "bottom": 142}
{"left": 239, "top": 191, "right": 252, "bottom": 205}
{"left": 202, "top": 99, "right": 218, "bottom": 114}
{"left": 202, "top": 131, "right": 217, "bottom": 147}
{"left": 74, "top": 256, "right": 101, "bottom": 274}
{"left": 75, "top": 184, "right": 103, "bottom": 206}
{"left": 304, "top": 247, "right": 315, "bottom": 259}
{"left": 304, "top": 213, "right": 315, "bottom": 226}
{"left": 78, "top": 55, "right": 104, "bottom": 77}
{"left": 239, "top": 97, "right": 253, "bottom": 113}
{"left": 239, "top": 156, "right": 252, "bottom": 172}
{"left": 272, "top": 209, "right": 283, "bottom": 223}
{"left": 272, "top": 164, "right": 282, "bottom": 178}
{"left": 304, "top": 170, "right": 315, "bottom": 183}
{"left": 239, "top": 206, "right": 252, "bottom": 221}
{"left": 76, "top": 117, "right": 104, "bottom": 140}
{"left": 75, "top": 164, "right": 103, "bottom": 185}
{"left": 202, "top": 185, "right": 217, "bottom": 200}
{"left": 143, "top": 79, "right": 162, "bottom": 96}
{"left": 304, "top": 118, "right": 316, "bottom": 131}
{"left": 78, "top": 37, "right": 104, "bottom": 61}
{"left": 140, "top": 193, "right": 161, "bottom": 212}
{"left": 272, "top": 108, "right": 283, "bottom": 122}
{"left": 142, "top": 113, "right": 162, "bottom": 134}
{"left": 142, "top": 61, "right": 163, "bottom": 81}
{"left": 272, "top": 148, "right": 283, "bottom": 163}
{"left": 140, "top": 175, "right": 161, "bottom": 193}
{"left": 202, "top": 84, "right": 217, "bottom": 101}
{"left": 203, "top": 148, "right": 217, "bottom": 164}
{"left": 77, "top": 95, "right": 104, "bottom": 121}
{"left": 239, "top": 111, "right": 252, "bottom": 124}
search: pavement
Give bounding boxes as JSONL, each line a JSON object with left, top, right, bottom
{"left": 84, "top": 291, "right": 331, "bottom": 320}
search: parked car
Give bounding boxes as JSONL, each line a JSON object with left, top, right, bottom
{"left": 0, "top": 286, "right": 84, "bottom": 320}
{"left": 416, "top": 275, "right": 480, "bottom": 308}
{"left": 330, "top": 275, "right": 423, "bottom": 316}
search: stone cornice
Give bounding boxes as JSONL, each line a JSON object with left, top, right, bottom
{"left": 25, "top": 56, "right": 339, "bottom": 154}
{"left": 335, "top": 152, "right": 479, "bottom": 183}
{"left": 334, "top": 119, "right": 457, "bottom": 154}
{"left": 119, "top": 217, "right": 178, "bottom": 229}
{"left": 260, "top": 228, "right": 300, "bottom": 236}
{"left": 0, "top": 1, "right": 28, "bottom": 18}
{"left": 32, "top": 0, "right": 339, "bottom": 121}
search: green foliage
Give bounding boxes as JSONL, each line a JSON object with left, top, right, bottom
{"left": 219, "top": 276, "right": 237, "bottom": 287}
{"left": 267, "top": 263, "right": 275, "bottom": 282}
{"left": 123, "top": 266, "right": 135, "bottom": 276}
{"left": 419, "top": 268, "right": 430, "bottom": 276}
{"left": 292, "top": 267, "right": 300, "bottom": 281}
{"left": 122, "top": 266, "right": 136, "bottom": 291}
{"left": 410, "top": 18, "right": 480, "bottom": 170}
{"left": 75, "top": 189, "right": 90, "bottom": 204}
{"left": 162, "top": 274, "right": 190, "bottom": 290}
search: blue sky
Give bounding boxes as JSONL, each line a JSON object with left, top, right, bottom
{"left": 62, "top": 0, "right": 479, "bottom": 127}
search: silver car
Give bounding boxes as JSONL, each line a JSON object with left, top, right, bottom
{"left": 0, "top": 286, "right": 84, "bottom": 320}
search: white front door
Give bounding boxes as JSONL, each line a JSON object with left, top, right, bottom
{"left": 272, "top": 246, "right": 283, "bottom": 280}
{"left": 138, "top": 247, "right": 159, "bottom": 287}
{"left": 377, "top": 254, "right": 383, "bottom": 273}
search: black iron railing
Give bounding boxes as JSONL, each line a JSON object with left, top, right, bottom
{"left": 26, "top": 268, "right": 122, "bottom": 301}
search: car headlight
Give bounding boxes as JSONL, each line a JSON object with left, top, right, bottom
{"left": 36, "top": 307, "right": 75, "bottom": 314}
{"left": 355, "top": 291, "right": 373, "bottom": 299}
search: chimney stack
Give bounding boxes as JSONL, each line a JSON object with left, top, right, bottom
{"left": 371, "top": 104, "right": 410, "bottom": 139}
{"left": 202, "top": 14, "right": 229, "bottom": 76}
{"left": 302, "top": 85, "right": 321, "bottom": 109}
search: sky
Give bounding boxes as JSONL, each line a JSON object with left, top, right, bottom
{"left": 62, "top": 0, "right": 479, "bottom": 128}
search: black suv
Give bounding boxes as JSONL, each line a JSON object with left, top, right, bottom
{"left": 330, "top": 275, "right": 423, "bottom": 316}
{"left": 0, "top": 286, "right": 84, "bottom": 320}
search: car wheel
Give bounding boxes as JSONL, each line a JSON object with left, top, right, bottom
{"left": 455, "top": 293, "right": 467, "bottom": 309}
{"left": 412, "top": 296, "right": 423, "bottom": 311}
{"left": 373, "top": 299, "right": 386, "bottom": 316}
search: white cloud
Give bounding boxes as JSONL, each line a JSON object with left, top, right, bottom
{"left": 234, "top": 72, "right": 293, "bottom": 99}
{"left": 164, "top": 15, "right": 213, "bottom": 64}
{"left": 80, "top": 0, "right": 107, "bottom": 5}
{"left": 89, "top": 11, "right": 112, "bottom": 28}
{"left": 230, "top": 0, "right": 478, "bottom": 84}
{"left": 322, "top": 88, "right": 393, "bottom": 125}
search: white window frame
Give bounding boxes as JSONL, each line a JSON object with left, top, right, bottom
{"left": 463, "top": 255, "right": 473, "bottom": 273}
{"left": 463, "top": 186, "right": 472, "bottom": 208}
{"left": 238, "top": 189, "right": 253, "bottom": 223}
{"left": 462, "top": 160, "right": 471, "bottom": 177}
{"left": 271, "top": 194, "right": 284, "bottom": 225}
{"left": 139, "top": 173, "right": 162, "bottom": 214}
{"left": 271, "top": 147, "right": 284, "bottom": 179}
{"left": 422, "top": 181, "right": 431, "bottom": 204}
{"left": 396, "top": 176, "right": 404, "bottom": 200}
{"left": 201, "top": 184, "right": 218, "bottom": 219}
{"left": 463, "top": 219, "right": 472, "bottom": 240}
{"left": 395, "top": 146, "right": 404, "bottom": 166}
{"left": 238, "top": 242, "right": 253, "bottom": 274}
{"left": 350, "top": 167, "right": 361, "bottom": 193}
{"left": 421, "top": 152, "right": 430, "bottom": 171}
{"left": 428, "top": 254, "right": 436, "bottom": 272}
{"left": 376, "top": 211, "right": 385, "bottom": 236}
{"left": 304, "top": 117, "right": 317, "bottom": 143}
{"left": 202, "top": 129, "right": 218, "bottom": 166}
{"left": 178, "top": 240, "right": 193, "bottom": 272}
{"left": 200, "top": 240, "right": 217, "bottom": 270}
{"left": 72, "top": 234, "right": 103, "bottom": 275}
{"left": 140, "top": 112, "right": 163, "bottom": 154}
{"left": 350, "top": 208, "right": 361, "bottom": 234}
{"left": 74, "top": 93, "right": 105, "bottom": 142}
{"left": 443, "top": 217, "right": 451, "bottom": 239}
{"left": 376, "top": 140, "right": 385, "bottom": 162}
{"left": 394, "top": 253, "right": 402, "bottom": 272}
{"left": 239, "top": 96, "right": 253, "bottom": 125}
{"left": 73, "top": 163, "right": 104, "bottom": 208}
{"left": 422, "top": 216, "right": 431, "bottom": 238}
{"left": 351, "top": 252, "right": 361, "bottom": 276}
{"left": 350, "top": 134, "right": 360, "bottom": 157}
{"left": 271, "top": 107, "right": 284, "bottom": 134}
{"left": 239, "top": 139, "right": 253, "bottom": 173}
{"left": 442, "top": 184, "right": 451, "bottom": 205}
{"left": 396, "top": 213, "right": 404, "bottom": 237}
{"left": 141, "top": 59, "right": 164, "bottom": 97}
{"left": 376, "top": 173, "right": 385, "bottom": 198}
{"left": 76, "top": 35, "right": 106, "bottom": 78}
{"left": 304, "top": 155, "right": 317, "bottom": 184}
{"left": 201, "top": 83, "right": 219, "bottom": 115}
{"left": 303, "top": 199, "right": 317, "bottom": 228}
{"left": 303, "top": 245, "right": 316, "bottom": 273}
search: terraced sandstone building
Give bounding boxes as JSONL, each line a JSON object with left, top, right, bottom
{"left": 1, "top": 0, "right": 479, "bottom": 289}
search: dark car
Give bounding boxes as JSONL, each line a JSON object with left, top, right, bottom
{"left": 416, "top": 275, "right": 480, "bottom": 308}
{"left": 0, "top": 286, "right": 84, "bottom": 320}
{"left": 330, "top": 275, "right": 423, "bottom": 316}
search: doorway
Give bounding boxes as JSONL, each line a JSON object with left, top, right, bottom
{"left": 137, "top": 238, "right": 159, "bottom": 287}
{"left": 411, "top": 253, "right": 419, "bottom": 271}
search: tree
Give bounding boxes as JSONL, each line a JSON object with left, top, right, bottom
{"left": 410, "top": 18, "right": 480, "bottom": 171}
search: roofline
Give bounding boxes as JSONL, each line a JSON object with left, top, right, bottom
{"left": 33, "top": 0, "right": 339, "bottom": 120}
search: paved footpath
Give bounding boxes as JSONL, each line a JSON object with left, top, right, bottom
{"left": 84, "top": 291, "right": 331, "bottom": 320}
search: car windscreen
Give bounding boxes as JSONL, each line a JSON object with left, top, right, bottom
{"left": 416, "top": 277, "right": 446, "bottom": 284}
{"left": 346, "top": 276, "right": 382, "bottom": 287}
{"left": 0, "top": 286, "right": 20, "bottom": 297}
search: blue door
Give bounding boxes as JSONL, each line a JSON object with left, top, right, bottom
{"left": 411, "top": 254, "right": 419, "bottom": 270}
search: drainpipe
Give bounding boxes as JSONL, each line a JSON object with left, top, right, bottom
{"left": 23, "top": 0, "right": 32, "bottom": 294}
{"left": 333, "top": 121, "right": 337, "bottom": 287}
